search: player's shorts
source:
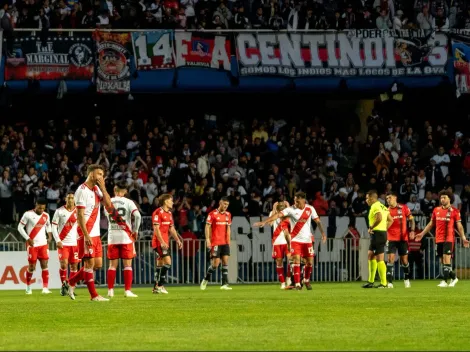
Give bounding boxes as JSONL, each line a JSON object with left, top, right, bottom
{"left": 108, "top": 243, "right": 136, "bottom": 260}
{"left": 436, "top": 242, "right": 454, "bottom": 257}
{"left": 58, "top": 245, "right": 80, "bottom": 263}
{"left": 291, "top": 242, "right": 314, "bottom": 258}
{"left": 369, "top": 231, "right": 387, "bottom": 255}
{"left": 210, "top": 244, "right": 230, "bottom": 258}
{"left": 154, "top": 245, "right": 171, "bottom": 259}
{"left": 27, "top": 245, "right": 49, "bottom": 263}
{"left": 272, "top": 244, "right": 290, "bottom": 259}
{"left": 78, "top": 236, "right": 103, "bottom": 259}
{"left": 387, "top": 241, "right": 408, "bottom": 257}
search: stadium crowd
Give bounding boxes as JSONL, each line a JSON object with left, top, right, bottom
{"left": 1, "top": 0, "right": 470, "bottom": 31}
{"left": 1, "top": 110, "right": 470, "bottom": 238}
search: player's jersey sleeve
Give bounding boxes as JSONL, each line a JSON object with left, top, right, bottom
{"left": 453, "top": 208, "right": 462, "bottom": 222}
{"left": 19, "top": 212, "right": 29, "bottom": 226}
{"left": 51, "top": 210, "right": 61, "bottom": 242}
{"left": 227, "top": 212, "right": 232, "bottom": 225}
{"left": 153, "top": 209, "right": 161, "bottom": 226}
{"left": 403, "top": 205, "right": 412, "bottom": 219}
{"left": 129, "top": 200, "right": 138, "bottom": 217}
{"left": 280, "top": 207, "right": 294, "bottom": 218}
{"left": 431, "top": 208, "right": 437, "bottom": 223}
{"left": 281, "top": 218, "right": 290, "bottom": 231}
{"left": 206, "top": 212, "right": 214, "bottom": 225}
{"left": 170, "top": 213, "right": 175, "bottom": 227}
{"left": 96, "top": 187, "right": 103, "bottom": 200}
{"left": 309, "top": 206, "right": 319, "bottom": 220}
{"left": 75, "top": 187, "right": 87, "bottom": 209}
{"left": 52, "top": 209, "right": 60, "bottom": 225}
{"left": 45, "top": 214, "right": 52, "bottom": 233}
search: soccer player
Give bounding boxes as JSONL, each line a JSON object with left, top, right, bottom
{"left": 200, "top": 197, "right": 233, "bottom": 290}
{"left": 63, "top": 164, "right": 117, "bottom": 301}
{"left": 17, "top": 198, "right": 53, "bottom": 295}
{"left": 415, "top": 190, "right": 469, "bottom": 287}
{"left": 362, "top": 190, "right": 391, "bottom": 289}
{"left": 270, "top": 202, "right": 292, "bottom": 289}
{"left": 254, "top": 192, "right": 326, "bottom": 290}
{"left": 151, "top": 194, "right": 183, "bottom": 294}
{"left": 385, "top": 192, "right": 415, "bottom": 288}
{"left": 105, "top": 182, "right": 142, "bottom": 298}
{"left": 52, "top": 192, "right": 79, "bottom": 295}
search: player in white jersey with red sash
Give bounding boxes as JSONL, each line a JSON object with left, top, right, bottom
{"left": 269, "top": 202, "right": 292, "bottom": 289}
{"left": 52, "top": 192, "right": 79, "bottom": 295}
{"left": 105, "top": 182, "right": 142, "bottom": 298}
{"left": 255, "top": 192, "right": 326, "bottom": 290}
{"left": 17, "top": 198, "right": 53, "bottom": 295}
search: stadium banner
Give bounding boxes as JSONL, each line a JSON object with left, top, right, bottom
{"left": 4, "top": 36, "right": 94, "bottom": 81}
{"left": 0, "top": 251, "right": 61, "bottom": 290}
{"left": 132, "top": 30, "right": 176, "bottom": 70}
{"left": 94, "top": 31, "right": 132, "bottom": 94}
{"left": 451, "top": 29, "right": 470, "bottom": 96}
{"left": 235, "top": 30, "right": 448, "bottom": 77}
{"left": 174, "top": 32, "right": 231, "bottom": 70}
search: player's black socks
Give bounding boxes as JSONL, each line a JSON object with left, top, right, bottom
{"left": 386, "top": 263, "right": 394, "bottom": 284}
{"left": 158, "top": 264, "right": 171, "bottom": 286}
{"left": 204, "top": 265, "right": 216, "bottom": 281}
{"left": 154, "top": 266, "right": 162, "bottom": 288}
{"left": 443, "top": 264, "right": 451, "bottom": 282}
{"left": 402, "top": 263, "right": 410, "bottom": 280}
{"left": 449, "top": 268, "right": 456, "bottom": 280}
{"left": 221, "top": 265, "right": 228, "bottom": 285}
{"left": 300, "top": 263, "right": 305, "bottom": 281}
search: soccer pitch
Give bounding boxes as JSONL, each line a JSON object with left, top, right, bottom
{"left": 1, "top": 282, "right": 469, "bottom": 351}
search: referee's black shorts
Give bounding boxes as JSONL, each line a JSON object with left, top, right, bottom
{"left": 369, "top": 230, "right": 387, "bottom": 255}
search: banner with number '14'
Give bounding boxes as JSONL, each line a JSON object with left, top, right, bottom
{"left": 132, "top": 30, "right": 176, "bottom": 69}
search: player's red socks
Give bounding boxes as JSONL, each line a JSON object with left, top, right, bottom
{"left": 42, "top": 269, "right": 49, "bottom": 288}
{"left": 84, "top": 268, "right": 98, "bottom": 298}
{"left": 123, "top": 266, "right": 133, "bottom": 291}
{"left": 59, "top": 269, "right": 67, "bottom": 283}
{"left": 276, "top": 266, "right": 285, "bottom": 283}
{"left": 69, "top": 267, "right": 84, "bottom": 287}
{"left": 107, "top": 267, "right": 116, "bottom": 290}
{"left": 26, "top": 269, "right": 33, "bottom": 285}
{"left": 293, "top": 264, "right": 301, "bottom": 284}
{"left": 304, "top": 264, "right": 312, "bottom": 283}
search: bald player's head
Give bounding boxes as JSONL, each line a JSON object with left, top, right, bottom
{"left": 366, "top": 190, "right": 378, "bottom": 206}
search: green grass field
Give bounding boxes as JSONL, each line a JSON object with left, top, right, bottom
{"left": 1, "top": 281, "right": 469, "bottom": 351}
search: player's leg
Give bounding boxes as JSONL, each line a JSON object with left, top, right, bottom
{"left": 201, "top": 249, "right": 220, "bottom": 290}
{"left": 374, "top": 232, "right": 388, "bottom": 288}
{"left": 275, "top": 257, "right": 286, "bottom": 288}
{"left": 25, "top": 246, "right": 37, "bottom": 294}
{"left": 303, "top": 244, "right": 314, "bottom": 289}
{"left": 39, "top": 258, "right": 51, "bottom": 294}
{"left": 122, "top": 243, "right": 137, "bottom": 297}
{"left": 107, "top": 259, "right": 118, "bottom": 297}
{"left": 58, "top": 246, "right": 68, "bottom": 286}
{"left": 399, "top": 241, "right": 411, "bottom": 288}
{"left": 363, "top": 233, "right": 378, "bottom": 288}
{"left": 285, "top": 252, "right": 292, "bottom": 287}
{"left": 219, "top": 245, "right": 231, "bottom": 289}
{"left": 436, "top": 244, "right": 448, "bottom": 287}
{"left": 443, "top": 242, "right": 458, "bottom": 286}
{"left": 153, "top": 257, "right": 163, "bottom": 292}
{"left": 386, "top": 242, "right": 396, "bottom": 288}
{"left": 157, "top": 255, "right": 171, "bottom": 293}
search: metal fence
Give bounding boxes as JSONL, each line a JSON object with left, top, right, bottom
{"left": 1, "top": 237, "right": 469, "bottom": 286}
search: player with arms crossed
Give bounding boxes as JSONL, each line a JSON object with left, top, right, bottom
{"left": 52, "top": 192, "right": 79, "bottom": 295}
{"left": 385, "top": 192, "right": 415, "bottom": 288}
{"left": 106, "top": 182, "right": 142, "bottom": 298}
{"left": 63, "top": 164, "right": 120, "bottom": 301}
{"left": 363, "top": 190, "right": 392, "bottom": 289}
{"left": 17, "top": 198, "right": 53, "bottom": 295}
{"left": 254, "top": 192, "right": 326, "bottom": 290}
{"left": 200, "top": 197, "right": 233, "bottom": 290}
{"left": 415, "top": 190, "right": 469, "bottom": 287}
{"left": 151, "top": 194, "right": 183, "bottom": 294}
{"left": 269, "top": 202, "right": 292, "bottom": 289}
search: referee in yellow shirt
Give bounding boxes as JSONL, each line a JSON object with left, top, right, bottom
{"left": 363, "top": 190, "right": 393, "bottom": 289}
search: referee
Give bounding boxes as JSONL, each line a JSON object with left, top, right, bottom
{"left": 362, "top": 190, "right": 392, "bottom": 289}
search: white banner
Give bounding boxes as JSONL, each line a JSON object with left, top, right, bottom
{"left": 0, "top": 251, "right": 61, "bottom": 290}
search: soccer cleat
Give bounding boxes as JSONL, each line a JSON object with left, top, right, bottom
{"left": 281, "top": 282, "right": 286, "bottom": 290}
{"left": 152, "top": 287, "right": 159, "bottom": 294}
{"left": 107, "top": 289, "right": 114, "bottom": 298}
{"left": 160, "top": 286, "right": 169, "bottom": 294}
{"left": 124, "top": 290, "right": 138, "bottom": 298}
{"left": 41, "top": 288, "right": 52, "bottom": 294}
{"left": 60, "top": 281, "right": 69, "bottom": 296}
{"left": 404, "top": 280, "right": 411, "bottom": 288}
{"left": 449, "top": 278, "right": 459, "bottom": 287}
{"left": 200, "top": 279, "right": 208, "bottom": 291}
{"left": 25, "top": 286, "right": 32, "bottom": 295}
{"left": 387, "top": 283, "right": 394, "bottom": 288}
{"left": 91, "top": 295, "right": 109, "bottom": 302}
{"left": 220, "top": 284, "right": 232, "bottom": 290}
{"left": 295, "top": 284, "right": 302, "bottom": 290}
{"left": 285, "top": 277, "right": 292, "bottom": 287}
{"left": 376, "top": 285, "right": 388, "bottom": 289}
{"left": 437, "top": 280, "right": 448, "bottom": 288}
{"left": 304, "top": 281, "right": 312, "bottom": 290}
{"left": 68, "top": 286, "right": 76, "bottom": 300}
{"left": 362, "top": 282, "right": 374, "bottom": 288}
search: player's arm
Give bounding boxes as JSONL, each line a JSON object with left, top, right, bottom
{"left": 51, "top": 211, "right": 63, "bottom": 248}
{"left": 77, "top": 207, "right": 92, "bottom": 245}
{"left": 131, "top": 207, "right": 142, "bottom": 241}
{"left": 456, "top": 220, "right": 469, "bottom": 247}
{"left": 205, "top": 223, "right": 212, "bottom": 249}
{"left": 415, "top": 219, "right": 434, "bottom": 241}
{"left": 408, "top": 214, "right": 416, "bottom": 240}
{"left": 226, "top": 222, "right": 231, "bottom": 246}
{"left": 154, "top": 223, "right": 167, "bottom": 248}
{"left": 368, "top": 210, "right": 383, "bottom": 233}
{"left": 17, "top": 215, "right": 33, "bottom": 246}
{"left": 46, "top": 217, "right": 52, "bottom": 244}
{"left": 283, "top": 228, "right": 291, "bottom": 251}
{"left": 313, "top": 218, "right": 327, "bottom": 243}
{"left": 386, "top": 212, "right": 394, "bottom": 230}
{"left": 170, "top": 226, "right": 183, "bottom": 249}
{"left": 254, "top": 211, "right": 284, "bottom": 227}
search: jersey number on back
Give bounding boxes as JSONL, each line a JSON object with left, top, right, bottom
{"left": 109, "top": 207, "right": 126, "bottom": 223}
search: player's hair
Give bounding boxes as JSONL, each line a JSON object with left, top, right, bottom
{"left": 438, "top": 190, "right": 454, "bottom": 202}
{"left": 366, "top": 190, "right": 378, "bottom": 198}
{"left": 294, "top": 191, "right": 306, "bottom": 199}
{"left": 159, "top": 193, "right": 173, "bottom": 206}
{"left": 87, "top": 164, "right": 104, "bottom": 175}
{"left": 276, "top": 202, "right": 286, "bottom": 212}
{"left": 66, "top": 191, "right": 75, "bottom": 196}
{"left": 115, "top": 181, "right": 128, "bottom": 191}
{"left": 36, "top": 198, "right": 47, "bottom": 205}
{"left": 220, "top": 196, "right": 230, "bottom": 203}
{"left": 386, "top": 191, "right": 398, "bottom": 198}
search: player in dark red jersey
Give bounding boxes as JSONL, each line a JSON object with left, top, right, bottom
{"left": 385, "top": 192, "right": 415, "bottom": 288}
{"left": 151, "top": 194, "right": 183, "bottom": 294}
{"left": 416, "top": 190, "right": 469, "bottom": 287}
{"left": 200, "top": 197, "right": 232, "bottom": 290}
